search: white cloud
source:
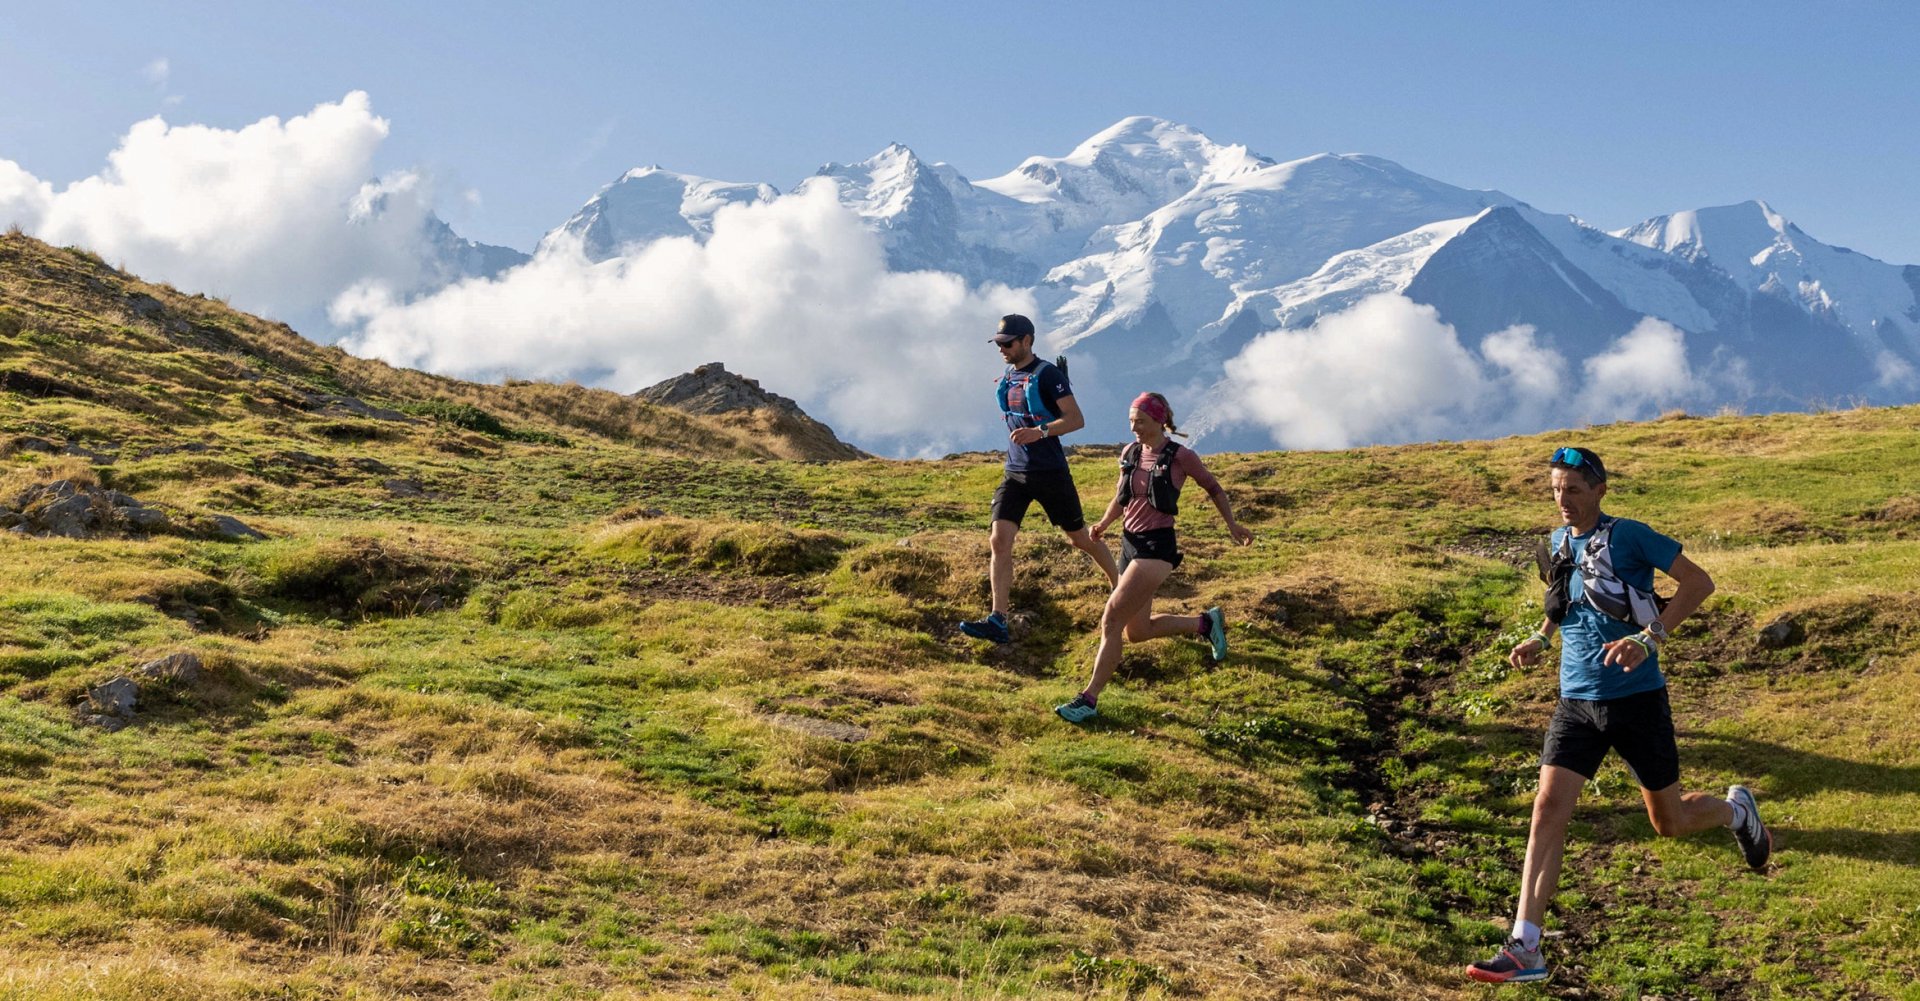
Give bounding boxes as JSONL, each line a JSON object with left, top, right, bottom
{"left": 12, "top": 92, "right": 436, "bottom": 320}
{"left": 1575, "top": 317, "right": 1699, "bottom": 420}
{"left": 0, "top": 158, "right": 54, "bottom": 232}
{"left": 1873, "top": 350, "right": 1918, "bottom": 391}
{"left": 336, "top": 182, "right": 1035, "bottom": 456}
{"left": 1218, "top": 297, "right": 1705, "bottom": 448}
{"left": 142, "top": 57, "right": 170, "bottom": 87}
{"left": 1217, "top": 294, "right": 1488, "bottom": 449}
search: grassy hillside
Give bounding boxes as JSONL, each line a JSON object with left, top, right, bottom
{"left": 2, "top": 233, "right": 1917, "bottom": 1000}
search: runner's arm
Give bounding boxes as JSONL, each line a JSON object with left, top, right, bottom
{"left": 1603, "top": 554, "right": 1713, "bottom": 670}
{"left": 1009, "top": 393, "right": 1084, "bottom": 444}
{"left": 1184, "top": 451, "right": 1252, "bottom": 545}
{"left": 1653, "top": 552, "right": 1714, "bottom": 633}
{"left": 1511, "top": 618, "right": 1557, "bottom": 669}
{"left": 1046, "top": 394, "right": 1086, "bottom": 437}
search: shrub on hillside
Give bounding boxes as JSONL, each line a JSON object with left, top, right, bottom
{"left": 400, "top": 399, "right": 570, "bottom": 448}
{"left": 239, "top": 535, "right": 474, "bottom": 618}
{"left": 844, "top": 544, "right": 956, "bottom": 600}
{"left": 595, "top": 518, "right": 846, "bottom": 576}
{"left": 1872, "top": 496, "right": 1920, "bottom": 523}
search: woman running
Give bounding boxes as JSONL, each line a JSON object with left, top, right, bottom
{"left": 1055, "top": 392, "right": 1254, "bottom": 723}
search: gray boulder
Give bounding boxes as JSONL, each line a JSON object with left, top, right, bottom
{"left": 121, "top": 506, "right": 170, "bottom": 531}
{"left": 0, "top": 435, "right": 58, "bottom": 456}
{"left": 209, "top": 515, "right": 267, "bottom": 541}
{"left": 88, "top": 677, "right": 140, "bottom": 717}
{"left": 1757, "top": 615, "right": 1806, "bottom": 650}
{"left": 138, "top": 652, "right": 204, "bottom": 684}
{"left": 36, "top": 493, "right": 101, "bottom": 538}
{"left": 301, "top": 392, "right": 413, "bottom": 422}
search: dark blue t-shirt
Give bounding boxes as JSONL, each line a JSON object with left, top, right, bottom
{"left": 1002, "top": 359, "right": 1071, "bottom": 473}
{"left": 1553, "top": 515, "right": 1682, "bottom": 701}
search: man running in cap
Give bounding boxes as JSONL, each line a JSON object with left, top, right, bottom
{"left": 1468, "top": 445, "right": 1773, "bottom": 985}
{"left": 958, "top": 315, "right": 1119, "bottom": 644}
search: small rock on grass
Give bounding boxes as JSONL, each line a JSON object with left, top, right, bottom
{"left": 138, "top": 652, "right": 203, "bottom": 684}
{"left": 1757, "top": 615, "right": 1805, "bottom": 649}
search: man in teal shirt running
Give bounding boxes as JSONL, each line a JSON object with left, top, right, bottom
{"left": 1468, "top": 446, "right": 1773, "bottom": 985}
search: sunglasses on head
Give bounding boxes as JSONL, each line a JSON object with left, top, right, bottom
{"left": 1550, "top": 446, "right": 1587, "bottom": 467}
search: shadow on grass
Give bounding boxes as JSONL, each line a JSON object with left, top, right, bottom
{"left": 1682, "top": 731, "right": 1920, "bottom": 864}
{"left": 1683, "top": 731, "right": 1920, "bottom": 799}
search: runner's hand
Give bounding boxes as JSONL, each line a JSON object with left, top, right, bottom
{"left": 1228, "top": 521, "right": 1254, "bottom": 546}
{"left": 1602, "top": 635, "right": 1651, "bottom": 671}
{"left": 1009, "top": 427, "right": 1045, "bottom": 445}
{"left": 1090, "top": 519, "right": 1112, "bottom": 541}
{"left": 1509, "top": 638, "right": 1546, "bottom": 669}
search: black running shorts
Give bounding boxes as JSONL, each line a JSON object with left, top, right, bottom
{"left": 990, "top": 467, "right": 1086, "bottom": 532}
{"left": 1119, "top": 527, "right": 1183, "bottom": 572}
{"left": 1540, "top": 686, "right": 1681, "bottom": 791}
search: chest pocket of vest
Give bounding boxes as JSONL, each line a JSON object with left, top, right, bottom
{"left": 996, "top": 365, "right": 1059, "bottom": 425}
{"left": 1543, "top": 519, "right": 1669, "bottom": 628}
{"left": 1118, "top": 442, "right": 1181, "bottom": 515}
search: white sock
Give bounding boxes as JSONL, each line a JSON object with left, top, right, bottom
{"left": 1727, "top": 798, "right": 1749, "bottom": 829}
{"left": 1511, "top": 919, "right": 1542, "bottom": 952}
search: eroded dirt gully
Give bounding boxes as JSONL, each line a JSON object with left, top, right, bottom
{"left": 1262, "top": 536, "right": 1769, "bottom": 1000}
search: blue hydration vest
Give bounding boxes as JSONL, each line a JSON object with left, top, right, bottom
{"left": 996, "top": 360, "right": 1061, "bottom": 426}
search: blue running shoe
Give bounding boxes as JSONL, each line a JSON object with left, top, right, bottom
{"left": 1465, "top": 937, "right": 1548, "bottom": 984}
{"left": 1054, "top": 695, "right": 1098, "bottom": 724}
{"left": 1204, "top": 606, "right": 1227, "bottom": 663}
{"left": 958, "top": 611, "right": 1011, "bottom": 644}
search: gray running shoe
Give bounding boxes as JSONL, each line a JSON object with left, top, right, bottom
{"left": 1465, "top": 937, "right": 1548, "bottom": 983}
{"left": 1728, "top": 784, "right": 1772, "bottom": 871}
{"left": 1204, "top": 606, "right": 1227, "bottom": 663}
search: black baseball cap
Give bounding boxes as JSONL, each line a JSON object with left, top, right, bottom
{"left": 1549, "top": 446, "right": 1607, "bottom": 482}
{"left": 990, "top": 314, "right": 1035, "bottom": 345}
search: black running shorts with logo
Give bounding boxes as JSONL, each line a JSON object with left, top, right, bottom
{"left": 1119, "top": 527, "right": 1183, "bottom": 572}
{"left": 990, "top": 468, "right": 1086, "bottom": 532}
{"left": 1540, "top": 686, "right": 1681, "bottom": 791}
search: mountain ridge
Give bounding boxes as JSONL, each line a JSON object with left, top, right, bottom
{"left": 508, "top": 116, "right": 1918, "bottom": 449}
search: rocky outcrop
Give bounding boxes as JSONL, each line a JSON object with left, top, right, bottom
{"left": 2, "top": 479, "right": 262, "bottom": 541}
{"left": 636, "top": 363, "right": 867, "bottom": 460}
{"left": 637, "top": 362, "right": 810, "bottom": 417}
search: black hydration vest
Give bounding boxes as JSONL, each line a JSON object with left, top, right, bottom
{"left": 1117, "top": 440, "right": 1182, "bottom": 515}
{"left": 1540, "top": 516, "right": 1668, "bottom": 627}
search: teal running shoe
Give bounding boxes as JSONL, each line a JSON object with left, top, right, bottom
{"left": 1054, "top": 695, "right": 1098, "bottom": 724}
{"left": 1204, "top": 606, "right": 1227, "bottom": 663}
{"left": 958, "top": 611, "right": 1011, "bottom": 644}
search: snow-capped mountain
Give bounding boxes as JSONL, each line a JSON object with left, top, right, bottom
{"left": 1618, "top": 200, "right": 1920, "bottom": 362}
{"left": 420, "top": 213, "right": 528, "bottom": 285}
{"left": 809, "top": 144, "right": 1041, "bottom": 286}
{"left": 539, "top": 166, "right": 778, "bottom": 259}
{"left": 496, "top": 116, "right": 1919, "bottom": 447}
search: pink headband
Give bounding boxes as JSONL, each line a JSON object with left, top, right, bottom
{"left": 1131, "top": 393, "right": 1170, "bottom": 425}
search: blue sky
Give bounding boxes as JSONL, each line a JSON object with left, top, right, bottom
{"left": 4, "top": 0, "right": 1917, "bottom": 263}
